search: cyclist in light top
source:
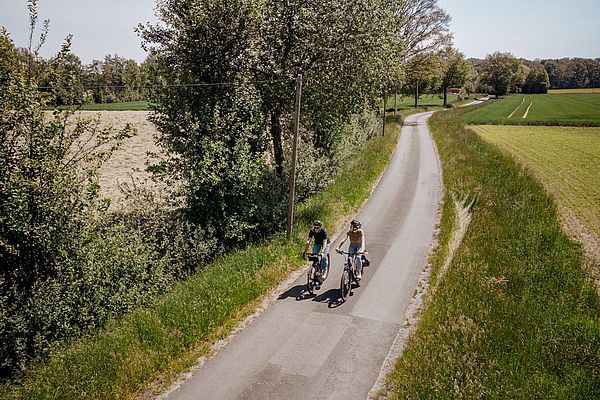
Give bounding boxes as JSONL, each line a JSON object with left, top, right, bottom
{"left": 303, "top": 220, "right": 330, "bottom": 275}
{"left": 336, "top": 219, "right": 367, "bottom": 280}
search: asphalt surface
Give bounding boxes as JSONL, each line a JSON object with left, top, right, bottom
{"left": 165, "top": 111, "right": 442, "bottom": 400}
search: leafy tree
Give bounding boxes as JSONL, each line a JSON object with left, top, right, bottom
{"left": 41, "top": 36, "right": 85, "bottom": 105}
{"left": 522, "top": 67, "right": 550, "bottom": 93}
{"left": 0, "top": 4, "right": 134, "bottom": 375}
{"left": 252, "top": 0, "right": 397, "bottom": 173}
{"left": 480, "top": 52, "right": 523, "bottom": 98}
{"left": 138, "top": 0, "right": 270, "bottom": 246}
{"left": 438, "top": 47, "right": 472, "bottom": 106}
{"left": 402, "top": 52, "right": 441, "bottom": 107}
{"left": 541, "top": 57, "right": 600, "bottom": 89}
{"left": 395, "top": 0, "right": 452, "bottom": 61}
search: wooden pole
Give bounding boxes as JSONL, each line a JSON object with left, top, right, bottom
{"left": 382, "top": 90, "right": 386, "bottom": 136}
{"left": 287, "top": 74, "right": 302, "bottom": 241}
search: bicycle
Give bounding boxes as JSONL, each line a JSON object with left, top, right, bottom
{"left": 336, "top": 250, "right": 366, "bottom": 302}
{"left": 305, "top": 252, "right": 330, "bottom": 295}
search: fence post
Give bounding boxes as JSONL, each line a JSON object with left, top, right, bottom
{"left": 287, "top": 74, "right": 302, "bottom": 241}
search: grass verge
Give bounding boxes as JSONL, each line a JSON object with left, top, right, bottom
{"left": 382, "top": 93, "right": 460, "bottom": 110}
{"left": 1, "top": 112, "right": 413, "bottom": 399}
{"left": 379, "top": 108, "right": 600, "bottom": 399}
{"left": 471, "top": 125, "right": 600, "bottom": 255}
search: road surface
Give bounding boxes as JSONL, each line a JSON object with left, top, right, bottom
{"left": 164, "top": 111, "right": 442, "bottom": 400}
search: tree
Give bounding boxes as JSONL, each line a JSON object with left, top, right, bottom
{"left": 395, "top": 0, "right": 452, "bottom": 61}
{"left": 252, "top": 0, "right": 397, "bottom": 173}
{"left": 522, "top": 67, "right": 550, "bottom": 93}
{"left": 438, "top": 47, "right": 472, "bottom": 106}
{"left": 138, "top": 0, "right": 271, "bottom": 245}
{"left": 389, "top": 0, "right": 451, "bottom": 106}
{"left": 1, "top": 5, "right": 133, "bottom": 375}
{"left": 480, "top": 52, "right": 523, "bottom": 98}
{"left": 402, "top": 52, "right": 440, "bottom": 108}
{"left": 41, "top": 36, "right": 85, "bottom": 105}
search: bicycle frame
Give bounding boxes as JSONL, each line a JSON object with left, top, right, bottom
{"left": 306, "top": 253, "right": 326, "bottom": 295}
{"left": 336, "top": 250, "right": 365, "bottom": 302}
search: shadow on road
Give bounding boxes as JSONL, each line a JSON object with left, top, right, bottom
{"left": 277, "top": 284, "right": 307, "bottom": 301}
{"left": 277, "top": 281, "right": 361, "bottom": 306}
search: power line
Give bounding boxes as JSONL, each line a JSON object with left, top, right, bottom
{"left": 9, "top": 78, "right": 294, "bottom": 91}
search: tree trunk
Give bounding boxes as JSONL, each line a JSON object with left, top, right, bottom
{"left": 270, "top": 109, "right": 284, "bottom": 176}
{"left": 443, "top": 86, "right": 448, "bottom": 106}
{"left": 414, "top": 80, "right": 419, "bottom": 108}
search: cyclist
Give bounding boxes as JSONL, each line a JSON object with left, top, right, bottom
{"left": 303, "top": 220, "right": 331, "bottom": 278}
{"left": 336, "top": 219, "right": 368, "bottom": 280}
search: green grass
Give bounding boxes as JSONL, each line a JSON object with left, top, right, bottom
{"left": 1, "top": 111, "right": 414, "bottom": 400}
{"left": 380, "top": 108, "right": 600, "bottom": 399}
{"left": 472, "top": 125, "right": 600, "bottom": 242}
{"left": 383, "top": 93, "right": 460, "bottom": 110}
{"left": 463, "top": 94, "right": 600, "bottom": 126}
{"left": 61, "top": 101, "right": 150, "bottom": 111}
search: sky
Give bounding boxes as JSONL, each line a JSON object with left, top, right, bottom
{"left": 1, "top": 0, "right": 599, "bottom": 64}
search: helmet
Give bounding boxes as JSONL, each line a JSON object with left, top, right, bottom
{"left": 313, "top": 220, "right": 323, "bottom": 227}
{"left": 351, "top": 219, "right": 361, "bottom": 229}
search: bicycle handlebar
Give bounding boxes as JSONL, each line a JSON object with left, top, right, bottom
{"left": 335, "top": 250, "right": 367, "bottom": 255}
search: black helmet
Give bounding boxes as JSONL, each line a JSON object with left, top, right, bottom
{"left": 351, "top": 219, "right": 361, "bottom": 229}
{"left": 313, "top": 220, "right": 323, "bottom": 227}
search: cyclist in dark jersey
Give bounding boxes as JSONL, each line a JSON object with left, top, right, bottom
{"left": 303, "top": 220, "right": 330, "bottom": 275}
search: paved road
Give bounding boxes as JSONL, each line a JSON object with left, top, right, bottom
{"left": 165, "top": 111, "right": 442, "bottom": 400}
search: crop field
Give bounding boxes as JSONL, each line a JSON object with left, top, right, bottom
{"left": 63, "top": 101, "right": 150, "bottom": 111}
{"left": 462, "top": 94, "right": 600, "bottom": 126}
{"left": 549, "top": 88, "right": 600, "bottom": 94}
{"left": 71, "top": 111, "right": 162, "bottom": 207}
{"left": 471, "top": 124, "right": 600, "bottom": 258}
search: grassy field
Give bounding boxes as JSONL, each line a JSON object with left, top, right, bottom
{"left": 1, "top": 111, "right": 415, "bottom": 399}
{"left": 383, "top": 93, "right": 460, "bottom": 110}
{"left": 549, "top": 88, "right": 600, "bottom": 94}
{"left": 62, "top": 101, "right": 150, "bottom": 111}
{"left": 462, "top": 93, "right": 600, "bottom": 126}
{"left": 379, "top": 107, "right": 600, "bottom": 399}
{"left": 472, "top": 125, "right": 600, "bottom": 258}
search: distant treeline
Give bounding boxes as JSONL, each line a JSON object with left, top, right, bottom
{"left": 11, "top": 47, "right": 160, "bottom": 105}
{"left": 541, "top": 58, "right": 600, "bottom": 89}
{"left": 471, "top": 57, "right": 600, "bottom": 91}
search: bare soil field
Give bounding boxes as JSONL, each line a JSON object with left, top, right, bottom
{"left": 72, "top": 111, "right": 164, "bottom": 208}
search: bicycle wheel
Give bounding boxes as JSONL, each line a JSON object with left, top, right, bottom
{"left": 340, "top": 267, "right": 351, "bottom": 302}
{"left": 307, "top": 265, "right": 316, "bottom": 295}
{"left": 322, "top": 253, "right": 330, "bottom": 281}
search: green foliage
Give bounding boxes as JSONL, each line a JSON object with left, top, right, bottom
{"left": 382, "top": 108, "right": 600, "bottom": 399}
{"left": 480, "top": 52, "right": 524, "bottom": 97}
{"left": 523, "top": 67, "right": 550, "bottom": 94}
{"left": 0, "top": 117, "right": 403, "bottom": 400}
{"left": 136, "top": 0, "right": 407, "bottom": 247}
{"left": 438, "top": 47, "right": 473, "bottom": 105}
{"left": 542, "top": 58, "right": 600, "bottom": 89}
{"left": 0, "top": 26, "right": 144, "bottom": 376}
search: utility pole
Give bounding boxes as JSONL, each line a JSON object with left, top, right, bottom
{"left": 287, "top": 74, "right": 302, "bottom": 241}
{"left": 382, "top": 90, "right": 386, "bottom": 137}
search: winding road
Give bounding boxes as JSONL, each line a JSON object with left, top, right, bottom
{"left": 164, "top": 111, "right": 442, "bottom": 400}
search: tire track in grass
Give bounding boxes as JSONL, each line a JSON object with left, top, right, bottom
{"left": 522, "top": 96, "right": 533, "bottom": 119}
{"left": 508, "top": 95, "right": 526, "bottom": 119}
